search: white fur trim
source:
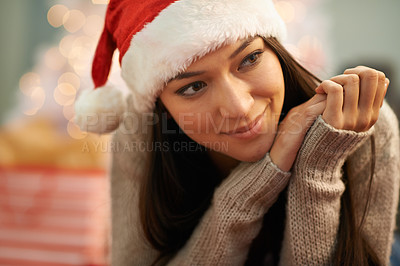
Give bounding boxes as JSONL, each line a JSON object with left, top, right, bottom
{"left": 74, "top": 85, "right": 126, "bottom": 133}
{"left": 121, "top": 0, "right": 286, "bottom": 113}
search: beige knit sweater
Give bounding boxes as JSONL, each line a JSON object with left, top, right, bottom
{"left": 110, "top": 101, "right": 400, "bottom": 265}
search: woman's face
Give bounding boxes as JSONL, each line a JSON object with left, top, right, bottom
{"left": 160, "top": 37, "right": 285, "bottom": 163}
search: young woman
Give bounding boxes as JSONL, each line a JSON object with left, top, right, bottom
{"left": 74, "top": 0, "right": 400, "bottom": 265}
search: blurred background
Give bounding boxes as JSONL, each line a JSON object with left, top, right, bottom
{"left": 0, "top": 0, "right": 399, "bottom": 265}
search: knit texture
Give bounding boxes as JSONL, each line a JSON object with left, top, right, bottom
{"left": 110, "top": 101, "right": 399, "bottom": 265}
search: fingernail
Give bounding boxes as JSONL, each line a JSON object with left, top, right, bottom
{"left": 385, "top": 78, "right": 390, "bottom": 88}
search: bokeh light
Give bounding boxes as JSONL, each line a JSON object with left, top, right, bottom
{"left": 63, "top": 10, "right": 86, "bottom": 33}
{"left": 23, "top": 86, "right": 46, "bottom": 116}
{"left": 19, "top": 72, "right": 41, "bottom": 95}
{"left": 58, "top": 72, "right": 81, "bottom": 90}
{"left": 59, "top": 35, "right": 76, "bottom": 58}
{"left": 67, "top": 120, "right": 88, "bottom": 139}
{"left": 47, "top": 4, "right": 69, "bottom": 28}
{"left": 54, "top": 83, "right": 76, "bottom": 106}
{"left": 68, "top": 46, "right": 92, "bottom": 76}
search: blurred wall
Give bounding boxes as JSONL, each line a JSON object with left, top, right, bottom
{"left": 323, "top": 0, "right": 400, "bottom": 112}
{"left": 0, "top": 0, "right": 56, "bottom": 125}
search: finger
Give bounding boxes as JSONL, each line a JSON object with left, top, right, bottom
{"left": 330, "top": 74, "right": 359, "bottom": 129}
{"left": 379, "top": 77, "right": 390, "bottom": 108}
{"left": 279, "top": 94, "right": 327, "bottom": 136}
{"left": 344, "top": 66, "right": 378, "bottom": 114}
{"left": 381, "top": 78, "right": 390, "bottom": 107}
{"left": 315, "top": 85, "right": 325, "bottom": 94}
{"left": 307, "top": 92, "right": 328, "bottom": 106}
{"left": 373, "top": 71, "right": 388, "bottom": 110}
{"left": 316, "top": 80, "right": 344, "bottom": 127}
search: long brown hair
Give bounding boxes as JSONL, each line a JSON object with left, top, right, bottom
{"left": 138, "top": 37, "right": 379, "bottom": 265}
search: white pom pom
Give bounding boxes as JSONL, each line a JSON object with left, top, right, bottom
{"left": 74, "top": 85, "right": 126, "bottom": 133}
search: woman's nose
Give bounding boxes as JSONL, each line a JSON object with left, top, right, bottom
{"left": 216, "top": 77, "right": 254, "bottom": 119}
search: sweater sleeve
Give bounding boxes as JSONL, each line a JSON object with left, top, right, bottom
{"left": 168, "top": 154, "right": 291, "bottom": 266}
{"left": 279, "top": 115, "right": 374, "bottom": 266}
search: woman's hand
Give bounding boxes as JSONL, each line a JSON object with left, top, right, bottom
{"left": 270, "top": 66, "right": 389, "bottom": 172}
{"left": 270, "top": 93, "right": 327, "bottom": 172}
{"left": 315, "top": 66, "right": 389, "bottom": 132}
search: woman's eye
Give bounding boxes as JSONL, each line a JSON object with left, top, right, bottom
{"left": 239, "top": 50, "right": 263, "bottom": 69}
{"left": 176, "top": 81, "right": 207, "bottom": 97}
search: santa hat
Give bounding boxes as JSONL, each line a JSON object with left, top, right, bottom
{"left": 74, "top": 0, "right": 286, "bottom": 134}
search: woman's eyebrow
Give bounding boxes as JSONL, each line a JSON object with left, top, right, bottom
{"left": 168, "top": 37, "right": 257, "bottom": 83}
{"left": 228, "top": 36, "right": 258, "bottom": 60}
{"left": 168, "top": 71, "right": 205, "bottom": 82}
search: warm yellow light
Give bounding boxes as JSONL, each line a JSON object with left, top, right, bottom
{"left": 47, "top": 4, "right": 69, "bottom": 28}
{"left": 45, "top": 47, "right": 66, "bottom": 71}
{"left": 58, "top": 72, "right": 81, "bottom": 90}
{"left": 67, "top": 120, "right": 88, "bottom": 140}
{"left": 92, "top": 0, "right": 110, "bottom": 5}
{"left": 63, "top": 10, "right": 86, "bottom": 33}
{"left": 19, "top": 72, "right": 41, "bottom": 95}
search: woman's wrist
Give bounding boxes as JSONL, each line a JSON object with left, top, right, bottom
{"left": 294, "top": 116, "right": 374, "bottom": 176}
{"left": 270, "top": 136, "right": 298, "bottom": 172}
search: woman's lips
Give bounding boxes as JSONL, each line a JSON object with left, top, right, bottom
{"left": 222, "top": 111, "right": 265, "bottom": 139}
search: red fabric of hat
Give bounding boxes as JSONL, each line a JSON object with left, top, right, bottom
{"left": 92, "top": 0, "right": 176, "bottom": 88}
